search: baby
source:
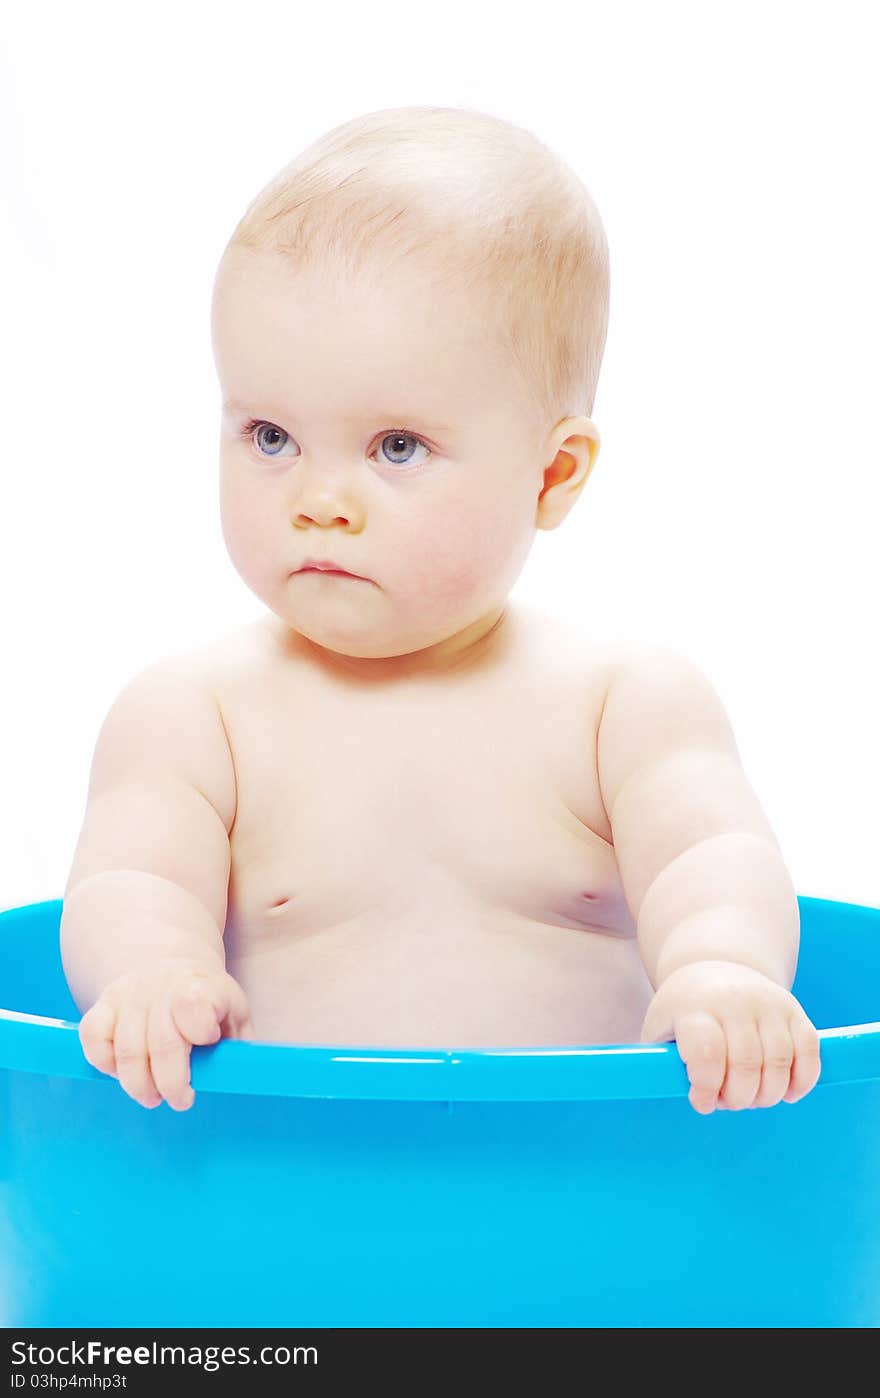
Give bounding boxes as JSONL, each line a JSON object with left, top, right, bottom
{"left": 60, "top": 106, "right": 821, "bottom": 1117}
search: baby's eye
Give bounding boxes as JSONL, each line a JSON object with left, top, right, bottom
{"left": 244, "top": 421, "right": 299, "bottom": 459}
{"left": 240, "top": 420, "right": 431, "bottom": 468}
{"left": 371, "top": 432, "right": 431, "bottom": 469}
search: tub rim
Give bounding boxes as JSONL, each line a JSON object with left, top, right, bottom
{"left": 1, "top": 895, "right": 878, "bottom": 1102}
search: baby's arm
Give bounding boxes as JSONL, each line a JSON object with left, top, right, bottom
{"left": 597, "top": 647, "right": 821, "bottom": 1113}
{"left": 60, "top": 659, "right": 250, "bottom": 1111}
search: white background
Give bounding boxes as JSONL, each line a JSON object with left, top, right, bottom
{"left": 1, "top": 0, "right": 877, "bottom": 911}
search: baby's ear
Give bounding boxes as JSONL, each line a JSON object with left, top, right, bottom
{"left": 535, "top": 416, "right": 600, "bottom": 530}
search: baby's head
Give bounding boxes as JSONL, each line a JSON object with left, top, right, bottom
{"left": 211, "top": 106, "right": 610, "bottom": 672}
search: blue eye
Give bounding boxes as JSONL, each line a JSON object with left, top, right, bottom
{"left": 242, "top": 420, "right": 298, "bottom": 458}
{"left": 371, "top": 432, "right": 430, "bottom": 468}
{"left": 240, "top": 420, "right": 431, "bottom": 469}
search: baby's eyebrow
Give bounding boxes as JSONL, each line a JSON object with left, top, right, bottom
{"left": 349, "top": 413, "right": 456, "bottom": 433}
{"left": 222, "top": 398, "right": 455, "bottom": 433}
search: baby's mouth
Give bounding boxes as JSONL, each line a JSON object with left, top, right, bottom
{"left": 293, "top": 559, "right": 372, "bottom": 582}
{"left": 296, "top": 568, "right": 365, "bottom": 579}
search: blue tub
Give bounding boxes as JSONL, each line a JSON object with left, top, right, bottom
{"left": 1, "top": 894, "right": 878, "bottom": 1328}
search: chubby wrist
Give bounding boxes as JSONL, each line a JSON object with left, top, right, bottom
{"left": 648, "top": 905, "right": 795, "bottom": 990}
{"left": 652, "top": 956, "right": 781, "bottom": 989}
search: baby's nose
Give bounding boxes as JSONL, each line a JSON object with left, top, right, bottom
{"left": 291, "top": 487, "right": 364, "bottom": 531}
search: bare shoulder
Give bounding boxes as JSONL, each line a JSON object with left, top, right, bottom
{"left": 129, "top": 618, "right": 272, "bottom": 814}
{"left": 82, "top": 630, "right": 261, "bottom": 843}
{"left": 158, "top": 617, "right": 274, "bottom": 692}
{"left": 511, "top": 602, "right": 640, "bottom": 706}
{"left": 509, "top": 610, "right": 722, "bottom": 741}
{"left": 597, "top": 639, "right": 725, "bottom": 707}
{"left": 596, "top": 639, "right": 740, "bottom": 790}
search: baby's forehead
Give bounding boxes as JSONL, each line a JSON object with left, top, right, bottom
{"left": 219, "top": 245, "right": 490, "bottom": 330}
{"left": 215, "top": 252, "right": 528, "bottom": 419}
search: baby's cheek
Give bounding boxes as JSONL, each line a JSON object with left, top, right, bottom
{"left": 407, "top": 524, "right": 496, "bottom": 606}
{"left": 220, "top": 477, "right": 275, "bottom": 582}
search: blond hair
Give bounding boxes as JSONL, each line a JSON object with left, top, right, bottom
{"left": 225, "top": 106, "right": 610, "bottom": 426}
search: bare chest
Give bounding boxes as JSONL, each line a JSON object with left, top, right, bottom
{"left": 213, "top": 621, "right": 634, "bottom": 944}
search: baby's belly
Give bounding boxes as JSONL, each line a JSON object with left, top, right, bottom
{"left": 226, "top": 909, "right": 655, "bottom": 1049}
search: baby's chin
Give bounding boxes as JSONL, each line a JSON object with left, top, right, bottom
{"left": 271, "top": 601, "right": 494, "bottom": 665}
{"left": 274, "top": 608, "right": 447, "bottom": 661}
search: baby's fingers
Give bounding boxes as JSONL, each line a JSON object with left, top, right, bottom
{"left": 170, "top": 971, "right": 252, "bottom": 1044}
{"left": 79, "top": 1000, "right": 118, "bottom": 1078}
{"left": 783, "top": 1013, "right": 822, "bottom": 1103}
{"left": 717, "top": 1017, "right": 763, "bottom": 1110}
{"left": 750, "top": 1017, "right": 794, "bottom": 1108}
{"left": 226, "top": 1006, "right": 255, "bottom": 1041}
{"left": 147, "top": 999, "right": 195, "bottom": 1112}
{"left": 169, "top": 976, "right": 225, "bottom": 1046}
{"left": 217, "top": 979, "right": 254, "bottom": 1040}
{"left": 674, "top": 1011, "right": 727, "bottom": 1114}
{"left": 113, "top": 1006, "right": 162, "bottom": 1109}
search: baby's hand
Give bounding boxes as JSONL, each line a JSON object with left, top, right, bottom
{"left": 78, "top": 957, "right": 253, "bottom": 1111}
{"left": 640, "top": 960, "right": 822, "bottom": 1114}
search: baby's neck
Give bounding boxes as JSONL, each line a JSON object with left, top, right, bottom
{"left": 268, "top": 605, "right": 513, "bottom": 686}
